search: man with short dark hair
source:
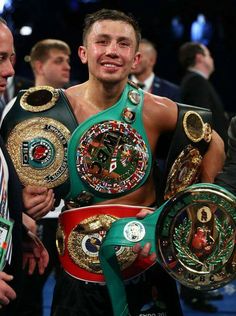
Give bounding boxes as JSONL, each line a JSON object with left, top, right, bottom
{"left": 49, "top": 9, "right": 225, "bottom": 316}
{"left": 29, "top": 39, "right": 71, "bottom": 88}
{"left": 179, "top": 41, "right": 229, "bottom": 150}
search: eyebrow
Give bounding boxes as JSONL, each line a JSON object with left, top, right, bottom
{"left": 0, "top": 52, "right": 15, "bottom": 57}
{"left": 96, "top": 34, "right": 132, "bottom": 42}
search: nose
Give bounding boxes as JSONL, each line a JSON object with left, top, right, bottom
{"left": 1, "top": 59, "right": 15, "bottom": 78}
{"left": 106, "top": 42, "right": 118, "bottom": 56}
{"left": 63, "top": 60, "right": 71, "bottom": 71}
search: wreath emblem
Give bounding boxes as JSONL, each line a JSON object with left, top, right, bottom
{"left": 173, "top": 217, "right": 234, "bottom": 272}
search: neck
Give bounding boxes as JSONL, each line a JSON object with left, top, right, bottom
{"left": 190, "top": 65, "right": 210, "bottom": 79}
{"left": 35, "top": 77, "right": 63, "bottom": 88}
{"left": 85, "top": 79, "right": 127, "bottom": 110}
{"left": 133, "top": 69, "right": 153, "bottom": 83}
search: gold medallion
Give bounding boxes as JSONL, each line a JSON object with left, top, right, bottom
{"left": 6, "top": 117, "right": 71, "bottom": 188}
{"left": 20, "top": 86, "right": 59, "bottom": 112}
{"left": 164, "top": 145, "right": 202, "bottom": 200}
{"left": 183, "top": 111, "right": 205, "bottom": 142}
{"left": 67, "top": 214, "right": 137, "bottom": 274}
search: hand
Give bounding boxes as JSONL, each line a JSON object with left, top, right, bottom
{"left": 0, "top": 272, "right": 16, "bottom": 307}
{"left": 23, "top": 185, "right": 55, "bottom": 220}
{"left": 22, "top": 230, "right": 49, "bottom": 275}
{"left": 22, "top": 213, "right": 37, "bottom": 234}
{"left": 132, "top": 208, "right": 157, "bottom": 261}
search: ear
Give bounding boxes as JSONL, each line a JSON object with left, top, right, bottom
{"left": 34, "top": 60, "right": 44, "bottom": 75}
{"left": 195, "top": 53, "right": 203, "bottom": 64}
{"left": 131, "top": 51, "right": 141, "bottom": 71}
{"left": 78, "top": 46, "right": 87, "bottom": 64}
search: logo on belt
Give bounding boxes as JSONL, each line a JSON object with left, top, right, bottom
{"left": 6, "top": 117, "right": 71, "bottom": 188}
{"left": 77, "top": 120, "right": 149, "bottom": 195}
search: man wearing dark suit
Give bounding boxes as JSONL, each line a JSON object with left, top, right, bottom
{"left": 179, "top": 41, "right": 229, "bottom": 150}
{"left": 178, "top": 41, "right": 228, "bottom": 312}
{"left": 130, "top": 38, "right": 181, "bottom": 102}
{"left": 0, "top": 17, "right": 54, "bottom": 315}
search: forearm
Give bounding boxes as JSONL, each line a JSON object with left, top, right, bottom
{"left": 200, "top": 130, "right": 225, "bottom": 183}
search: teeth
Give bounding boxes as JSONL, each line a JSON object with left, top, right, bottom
{"left": 103, "top": 64, "right": 116, "bottom": 68}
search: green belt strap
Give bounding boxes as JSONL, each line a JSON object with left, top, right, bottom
{"left": 99, "top": 205, "right": 165, "bottom": 316}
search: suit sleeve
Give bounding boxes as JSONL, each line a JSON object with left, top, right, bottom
{"left": 215, "top": 117, "right": 236, "bottom": 194}
{"left": 181, "top": 76, "right": 212, "bottom": 108}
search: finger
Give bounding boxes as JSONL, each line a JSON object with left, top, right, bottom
{"left": 139, "top": 242, "right": 151, "bottom": 257}
{"left": 0, "top": 272, "right": 13, "bottom": 282}
{"left": 136, "top": 208, "right": 153, "bottom": 219}
{"left": 38, "top": 259, "right": 46, "bottom": 275}
{"left": 24, "top": 185, "right": 48, "bottom": 196}
{"left": 24, "top": 189, "right": 55, "bottom": 212}
{"left": 0, "top": 295, "right": 10, "bottom": 306}
{"left": 42, "top": 249, "right": 49, "bottom": 267}
{"left": 132, "top": 243, "right": 142, "bottom": 253}
{"left": 27, "top": 197, "right": 55, "bottom": 219}
{"left": 149, "top": 252, "right": 157, "bottom": 262}
{"left": 5, "top": 287, "right": 16, "bottom": 300}
{"left": 0, "top": 286, "right": 16, "bottom": 305}
{"left": 28, "top": 257, "right": 37, "bottom": 275}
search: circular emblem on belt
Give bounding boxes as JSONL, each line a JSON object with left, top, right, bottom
{"left": 157, "top": 185, "right": 236, "bottom": 290}
{"left": 20, "top": 86, "right": 59, "bottom": 112}
{"left": 128, "top": 90, "right": 141, "bottom": 105}
{"left": 122, "top": 108, "right": 136, "bottom": 123}
{"left": 67, "top": 214, "right": 137, "bottom": 274}
{"left": 183, "top": 111, "right": 205, "bottom": 142}
{"left": 77, "top": 120, "right": 149, "bottom": 195}
{"left": 123, "top": 221, "right": 145, "bottom": 242}
{"left": 164, "top": 145, "right": 202, "bottom": 200}
{"left": 6, "top": 117, "right": 71, "bottom": 188}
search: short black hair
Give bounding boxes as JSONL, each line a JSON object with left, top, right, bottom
{"left": 179, "top": 42, "right": 205, "bottom": 70}
{"left": 82, "top": 8, "right": 141, "bottom": 50}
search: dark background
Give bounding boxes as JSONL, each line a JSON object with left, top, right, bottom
{"left": 2, "top": 0, "right": 236, "bottom": 114}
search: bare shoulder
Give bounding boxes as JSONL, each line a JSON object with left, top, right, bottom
{"left": 65, "top": 82, "right": 86, "bottom": 100}
{"left": 143, "top": 92, "right": 178, "bottom": 133}
{"left": 65, "top": 83, "right": 86, "bottom": 111}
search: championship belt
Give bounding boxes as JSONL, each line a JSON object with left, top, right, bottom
{"left": 161, "top": 104, "right": 212, "bottom": 200}
{"left": 66, "top": 82, "right": 152, "bottom": 206}
{"left": 56, "top": 204, "right": 155, "bottom": 283}
{"left": 1, "top": 86, "right": 78, "bottom": 198}
{"left": 99, "top": 183, "right": 236, "bottom": 316}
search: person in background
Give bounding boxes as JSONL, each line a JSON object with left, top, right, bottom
{"left": 49, "top": 9, "right": 225, "bottom": 316}
{"left": 16, "top": 38, "right": 71, "bottom": 316}
{"left": 0, "top": 74, "right": 32, "bottom": 114}
{"left": 0, "top": 17, "right": 55, "bottom": 315}
{"left": 179, "top": 41, "right": 229, "bottom": 151}
{"left": 130, "top": 38, "right": 181, "bottom": 102}
{"left": 178, "top": 41, "right": 229, "bottom": 312}
{"left": 29, "top": 38, "right": 71, "bottom": 88}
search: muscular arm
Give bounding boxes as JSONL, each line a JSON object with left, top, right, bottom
{"left": 200, "top": 130, "right": 225, "bottom": 183}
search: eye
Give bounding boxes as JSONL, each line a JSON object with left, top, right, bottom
{"left": 97, "top": 40, "right": 108, "bottom": 45}
{"left": 0, "top": 54, "right": 5, "bottom": 62}
{"left": 119, "top": 41, "right": 130, "bottom": 48}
